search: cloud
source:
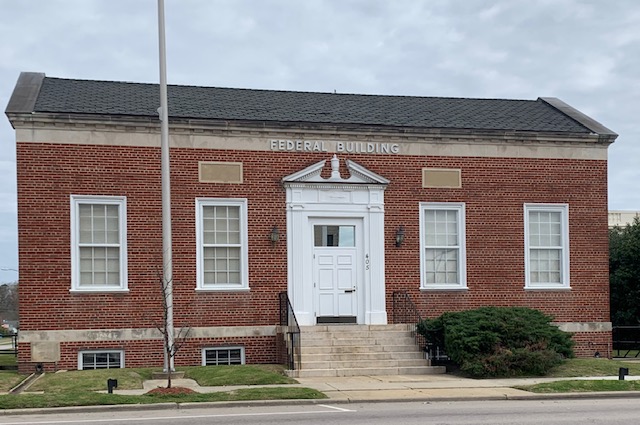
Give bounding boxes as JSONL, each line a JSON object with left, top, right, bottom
{"left": 1, "top": 0, "right": 639, "bottom": 272}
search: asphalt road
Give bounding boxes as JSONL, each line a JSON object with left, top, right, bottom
{"left": 0, "top": 398, "right": 638, "bottom": 424}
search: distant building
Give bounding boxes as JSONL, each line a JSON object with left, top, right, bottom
{"left": 609, "top": 211, "right": 640, "bottom": 228}
{"left": 5, "top": 72, "right": 617, "bottom": 374}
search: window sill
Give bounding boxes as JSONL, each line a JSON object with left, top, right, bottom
{"left": 70, "top": 288, "right": 129, "bottom": 294}
{"left": 195, "top": 287, "right": 250, "bottom": 293}
{"left": 525, "top": 286, "right": 571, "bottom": 291}
{"left": 420, "top": 286, "right": 468, "bottom": 292}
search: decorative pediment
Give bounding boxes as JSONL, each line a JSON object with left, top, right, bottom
{"left": 282, "top": 155, "right": 389, "bottom": 185}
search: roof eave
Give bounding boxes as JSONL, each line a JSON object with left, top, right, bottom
{"left": 4, "top": 72, "right": 45, "bottom": 128}
{"left": 9, "top": 110, "right": 607, "bottom": 143}
{"left": 539, "top": 97, "right": 618, "bottom": 144}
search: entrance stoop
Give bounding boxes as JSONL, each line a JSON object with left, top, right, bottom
{"left": 286, "top": 324, "right": 446, "bottom": 378}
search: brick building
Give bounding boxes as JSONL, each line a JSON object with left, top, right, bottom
{"left": 5, "top": 72, "right": 617, "bottom": 374}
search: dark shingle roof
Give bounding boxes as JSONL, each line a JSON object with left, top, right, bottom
{"left": 32, "top": 76, "right": 592, "bottom": 134}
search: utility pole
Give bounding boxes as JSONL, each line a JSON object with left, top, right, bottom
{"left": 157, "top": 0, "right": 174, "bottom": 372}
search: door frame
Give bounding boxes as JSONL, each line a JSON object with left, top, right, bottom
{"left": 283, "top": 157, "right": 389, "bottom": 326}
{"left": 311, "top": 217, "right": 363, "bottom": 324}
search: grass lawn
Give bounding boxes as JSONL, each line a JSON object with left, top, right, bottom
{"left": 517, "top": 379, "right": 640, "bottom": 393}
{"left": 27, "top": 368, "right": 155, "bottom": 392}
{"left": 0, "top": 365, "right": 324, "bottom": 409}
{"left": 0, "top": 354, "right": 17, "bottom": 368}
{"left": 27, "top": 365, "right": 296, "bottom": 393}
{"left": 0, "top": 387, "right": 325, "bottom": 410}
{"left": 515, "top": 358, "right": 640, "bottom": 393}
{"left": 546, "top": 358, "right": 640, "bottom": 377}
{"left": 182, "top": 365, "right": 297, "bottom": 386}
{"left": 0, "top": 371, "right": 24, "bottom": 392}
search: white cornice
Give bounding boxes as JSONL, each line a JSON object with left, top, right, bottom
{"left": 11, "top": 115, "right": 611, "bottom": 160}
{"left": 7, "top": 111, "right": 611, "bottom": 145}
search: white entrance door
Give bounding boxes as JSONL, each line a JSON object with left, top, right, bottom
{"left": 313, "top": 223, "right": 359, "bottom": 323}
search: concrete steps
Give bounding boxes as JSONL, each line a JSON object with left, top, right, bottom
{"left": 300, "top": 337, "right": 418, "bottom": 347}
{"left": 287, "top": 324, "right": 446, "bottom": 378}
{"left": 300, "top": 351, "right": 424, "bottom": 361}
{"left": 300, "top": 358, "right": 429, "bottom": 369}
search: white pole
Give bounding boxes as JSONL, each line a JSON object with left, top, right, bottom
{"left": 157, "top": 0, "right": 174, "bottom": 372}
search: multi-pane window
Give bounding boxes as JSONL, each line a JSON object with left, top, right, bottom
{"left": 196, "top": 199, "right": 248, "bottom": 290}
{"left": 71, "top": 196, "right": 127, "bottom": 291}
{"left": 202, "top": 347, "right": 245, "bottom": 366}
{"left": 79, "top": 350, "right": 123, "bottom": 370}
{"left": 420, "top": 203, "right": 466, "bottom": 289}
{"left": 524, "top": 204, "right": 569, "bottom": 288}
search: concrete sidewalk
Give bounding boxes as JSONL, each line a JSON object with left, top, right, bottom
{"left": 114, "top": 374, "right": 640, "bottom": 402}
{"left": 3, "top": 374, "right": 640, "bottom": 417}
{"left": 296, "top": 374, "right": 640, "bottom": 401}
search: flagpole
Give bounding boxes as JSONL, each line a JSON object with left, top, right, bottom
{"left": 157, "top": 0, "right": 174, "bottom": 372}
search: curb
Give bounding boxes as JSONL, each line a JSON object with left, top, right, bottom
{"left": 504, "top": 390, "right": 640, "bottom": 401}
{"left": 3, "top": 391, "right": 640, "bottom": 416}
{"left": 0, "top": 402, "right": 179, "bottom": 416}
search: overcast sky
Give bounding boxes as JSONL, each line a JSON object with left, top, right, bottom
{"left": 1, "top": 0, "right": 639, "bottom": 283}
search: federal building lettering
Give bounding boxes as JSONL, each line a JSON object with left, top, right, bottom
{"left": 270, "top": 139, "right": 400, "bottom": 154}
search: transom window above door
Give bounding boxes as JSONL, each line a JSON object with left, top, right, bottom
{"left": 314, "top": 225, "right": 355, "bottom": 247}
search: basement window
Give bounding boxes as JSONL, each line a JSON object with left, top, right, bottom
{"left": 78, "top": 350, "right": 124, "bottom": 370}
{"left": 202, "top": 346, "right": 245, "bottom": 366}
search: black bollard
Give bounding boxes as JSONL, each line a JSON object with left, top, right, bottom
{"left": 619, "top": 367, "right": 629, "bottom": 380}
{"left": 107, "top": 378, "right": 118, "bottom": 394}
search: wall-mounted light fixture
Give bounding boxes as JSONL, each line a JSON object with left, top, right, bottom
{"left": 395, "top": 225, "right": 405, "bottom": 247}
{"left": 269, "top": 225, "right": 280, "bottom": 245}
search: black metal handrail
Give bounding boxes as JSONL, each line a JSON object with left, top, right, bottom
{"left": 0, "top": 333, "right": 18, "bottom": 371}
{"left": 392, "top": 291, "right": 426, "bottom": 353}
{"left": 277, "top": 291, "right": 301, "bottom": 370}
{"left": 392, "top": 291, "right": 448, "bottom": 362}
{"left": 613, "top": 326, "right": 640, "bottom": 358}
{"left": 0, "top": 333, "right": 17, "bottom": 356}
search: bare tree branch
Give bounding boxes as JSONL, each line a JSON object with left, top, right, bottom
{"left": 156, "top": 268, "right": 191, "bottom": 388}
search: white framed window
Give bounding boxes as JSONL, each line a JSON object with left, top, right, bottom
{"left": 70, "top": 196, "right": 127, "bottom": 292}
{"left": 196, "top": 198, "right": 249, "bottom": 291}
{"left": 202, "top": 346, "right": 245, "bottom": 366}
{"left": 419, "top": 203, "right": 467, "bottom": 290}
{"left": 524, "top": 204, "right": 570, "bottom": 289}
{"left": 78, "top": 350, "right": 124, "bottom": 370}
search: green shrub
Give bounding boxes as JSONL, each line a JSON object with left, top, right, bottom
{"left": 417, "top": 306, "right": 574, "bottom": 378}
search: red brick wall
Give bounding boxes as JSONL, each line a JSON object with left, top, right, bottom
{"left": 382, "top": 155, "right": 610, "bottom": 324}
{"left": 16, "top": 141, "right": 610, "bottom": 365}
{"left": 17, "top": 336, "right": 278, "bottom": 373}
{"left": 16, "top": 343, "right": 31, "bottom": 373}
{"left": 571, "top": 332, "right": 612, "bottom": 358}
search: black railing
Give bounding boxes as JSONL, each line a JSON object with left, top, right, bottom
{"left": 392, "top": 291, "right": 449, "bottom": 363}
{"left": 0, "top": 333, "right": 17, "bottom": 357}
{"left": 0, "top": 333, "right": 18, "bottom": 371}
{"left": 277, "top": 292, "right": 301, "bottom": 370}
{"left": 613, "top": 326, "right": 640, "bottom": 358}
{"left": 392, "top": 291, "right": 426, "bottom": 356}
